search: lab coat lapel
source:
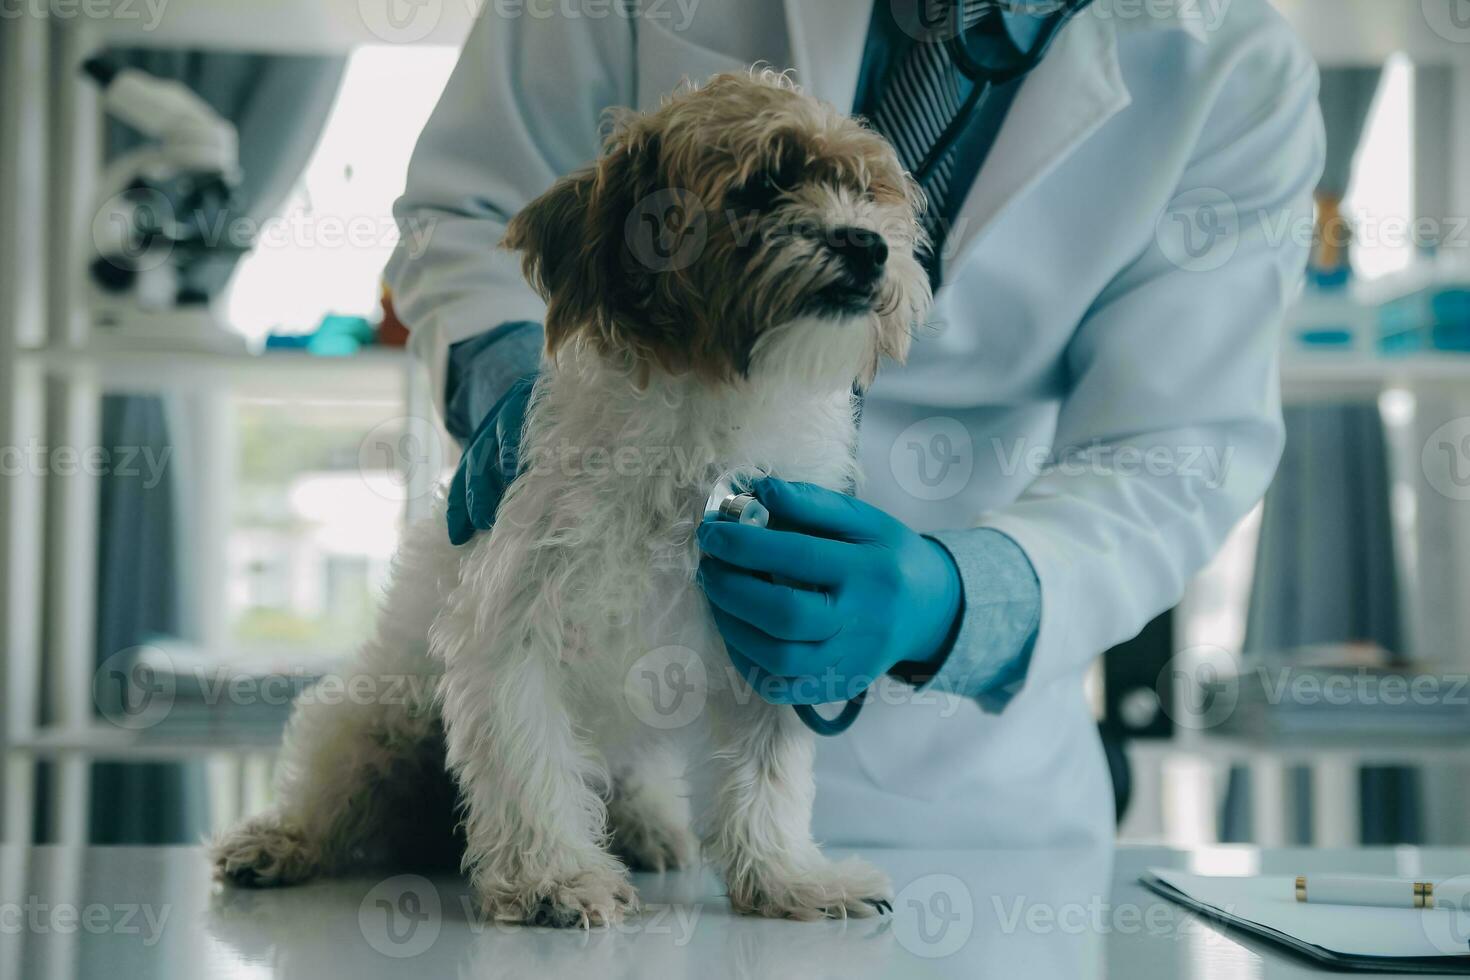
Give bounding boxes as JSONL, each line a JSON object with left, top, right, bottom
{"left": 782, "top": 0, "right": 874, "bottom": 108}
{"left": 940, "top": 11, "right": 1130, "bottom": 278}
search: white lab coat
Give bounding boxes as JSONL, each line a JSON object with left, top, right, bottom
{"left": 387, "top": 0, "right": 1324, "bottom": 850}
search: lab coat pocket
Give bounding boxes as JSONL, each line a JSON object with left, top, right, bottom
{"left": 634, "top": 18, "right": 749, "bottom": 112}
{"left": 846, "top": 677, "right": 971, "bottom": 803}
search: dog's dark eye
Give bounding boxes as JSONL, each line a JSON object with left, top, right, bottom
{"left": 728, "top": 172, "right": 783, "bottom": 211}
{"left": 728, "top": 155, "right": 805, "bottom": 211}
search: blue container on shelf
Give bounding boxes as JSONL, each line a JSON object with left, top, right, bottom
{"left": 1378, "top": 293, "right": 1425, "bottom": 353}
{"left": 1430, "top": 289, "right": 1470, "bottom": 352}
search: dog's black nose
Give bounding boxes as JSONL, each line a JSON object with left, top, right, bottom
{"left": 831, "top": 227, "right": 888, "bottom": 282}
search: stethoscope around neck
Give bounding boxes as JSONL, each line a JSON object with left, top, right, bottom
{"left": 912, "top": 0, "right": 1097, "bottom": 184}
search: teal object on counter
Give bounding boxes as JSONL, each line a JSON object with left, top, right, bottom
{"left": 263, "top": 314, "right": 376, "bottom": 355}
{"left": 1431, "top": 289, "right": 1470, "bottom": 351}
{"left": 1297, "top": 328, "right": 1354, "bottom": 348}
{"left": 306, "top": 314, "right": 375, "bottom": 356}
{"left": 1378, "top": 286, "right": 1470, "bottom": 354}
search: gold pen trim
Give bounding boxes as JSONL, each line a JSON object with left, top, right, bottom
{"left": 1415, "top": 882, "right": 1435, "bottom": 909}
{"left": 1295, "top": 875, "right": 1306, "bottom": 902}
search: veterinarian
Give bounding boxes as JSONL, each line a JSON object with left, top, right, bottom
{"left": 386, "top": 0, "right": 1323, "bottom": 850}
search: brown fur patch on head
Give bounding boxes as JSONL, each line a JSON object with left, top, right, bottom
{"left": 503, "top": 70, "right": 930, "bottom": 386}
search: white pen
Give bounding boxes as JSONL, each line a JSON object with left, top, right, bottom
{"left": 1295, "top": 875, "right": 1470, "bottom": 910}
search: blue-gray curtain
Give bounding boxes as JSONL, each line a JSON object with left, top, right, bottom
{"left": 84, "top": 48, "right": 344, "bottom": 845}
{"left": 1222, "top": 66, "right": 1420, "bottom": 846}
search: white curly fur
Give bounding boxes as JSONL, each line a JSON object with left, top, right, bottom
{"left": 213, "top": 316, "right": 901, "bottom": 923}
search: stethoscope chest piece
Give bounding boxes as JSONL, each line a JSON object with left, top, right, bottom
{"left": 702, "top": 470, "right": 867, "bottom": 737}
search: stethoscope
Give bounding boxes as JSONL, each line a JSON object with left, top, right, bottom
{"left": 704, "top": 476, "right": 870, "bottom": 736}
{"left": 704, "top": 0, "right": 1097, "bottom": 738}
{"left": 911, "top": 0, "right": 1097, "bottom": 186}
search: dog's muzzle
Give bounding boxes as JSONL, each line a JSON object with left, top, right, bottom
{"left": 811, "top": 226, "right": 888, "bottom": 316}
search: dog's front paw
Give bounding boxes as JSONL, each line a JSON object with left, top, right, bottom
{"left": 480, "top": 868, "right": 640, "bottom": 928}
{"left": 727, "top": 857, "right": 893, "bottom": 921}
{"left": 211, "top": 817, "right": 321, "bottom": 887}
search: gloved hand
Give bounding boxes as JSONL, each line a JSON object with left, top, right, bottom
{"left": 696, "top": 477, "right": 964, "bottom": 705}
{"left": 446, "top": 374, "right": 535, "bottom": 546}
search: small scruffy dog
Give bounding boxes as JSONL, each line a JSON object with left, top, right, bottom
{"left": 213, "top": 71, "right": 931, "bottom": 926}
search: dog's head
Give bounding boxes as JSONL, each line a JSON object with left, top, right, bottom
{"left": 503, "top": 71, "right": 931, "bottom": 390}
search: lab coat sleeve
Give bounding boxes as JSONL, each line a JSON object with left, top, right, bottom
{"left": 383, "top": 6, "right": 636, "bottom": 417}
{"left": 972, "top": 48, "right": 1325, "bottom": 702}
{"left": 924, "top": 527, "right": 1040, "bottom": 710}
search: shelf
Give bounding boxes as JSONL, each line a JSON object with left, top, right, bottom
{"left": 6, "top": 724, "right": 282, "bottom": 761}
{"left": 1130, "top": 730, "right": 1470, "bottom": 767}
{"left": 15, "top": 345, "right": 418, "bottom": 399}
{"left": 1282, "top": 352, "right": 1470, "bottom": 402}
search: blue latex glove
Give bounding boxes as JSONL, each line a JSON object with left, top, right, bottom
{"left": 446, "top": 374, "right": 535, "bottom": 546}
{"left": 696, "top": 477, "right": 964, "bottom": 705}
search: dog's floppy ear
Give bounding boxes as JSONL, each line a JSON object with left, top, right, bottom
{"left": 503, "top": 143, "right": 641, "bottom": 361}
